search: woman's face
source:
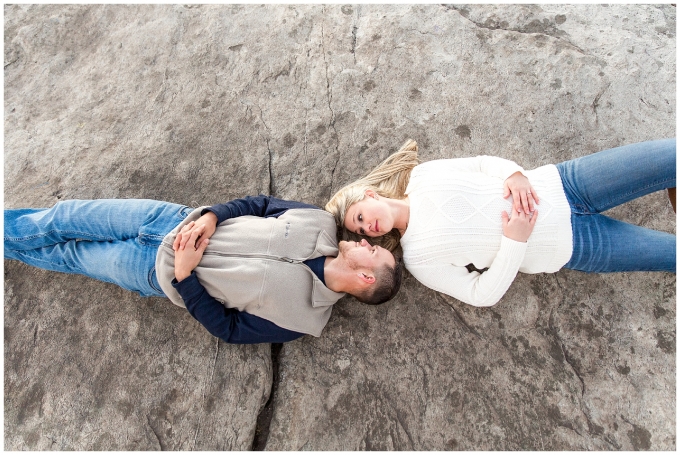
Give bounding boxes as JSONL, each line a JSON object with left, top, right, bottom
{"left": 344, "top": 190, "right": 393, "bottom": 237}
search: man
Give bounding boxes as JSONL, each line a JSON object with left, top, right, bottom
{"left": 4, "top": 196, "right": 402, "bottom": 344}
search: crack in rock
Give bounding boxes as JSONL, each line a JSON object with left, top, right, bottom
{"left": 547, "top": 303, "right": 610, "bottom": 445}
{"left": 320, "top": 11, "right": 341, "bottom": 198}
{"left": 437, "top": 294, "right": 484, "bottom": 339}
{"left": 252, "top": 343, "right": 283, "bottom": 450}
{"left": 350, "top": 6, "right": 360, "bottom": 65}
{"left": 255, "top": 105, "right": 275, "bottom": 196}
{"left": 267, "top": 139, "right": 274, "bottom": 196}
{"left": 4, "top": 58, "right": 20, "bottom": 69}
{"left": 591, "top": 83, "right": 611, "bottom": 123}
{"left": 445, "top": 5, "right": 587, "bottom": 55}
{"left": 146, "top": 415, "right": 165, "bottom": 450}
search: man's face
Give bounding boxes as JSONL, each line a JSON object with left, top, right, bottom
{"left": 338, "top": 239, "right": 395, "bottom": 271}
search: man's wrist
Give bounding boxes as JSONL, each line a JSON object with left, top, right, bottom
{"left": 203, "top": 211, "right": 218, "bottom": 224}
{"left": 175, "top": 270, "right": 191, "bottom": 282}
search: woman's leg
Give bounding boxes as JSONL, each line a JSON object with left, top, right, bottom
{"left": 556, "top": 139, "right": 676, "bottom": 273}
{"left": 4, "top": 199, "right": 193, "bottom": 296}
{"left": 565, "top": 213, "right": 675, "bottom": 273}
{"left": 556, "top": 139, "right": 676, "bottom": 213}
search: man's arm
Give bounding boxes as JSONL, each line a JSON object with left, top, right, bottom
{"left": 179, "top": 195, "right": 320, "bottom": 251}
{"left": 173, "top": 222, "right": 304, "bottom": 344}
{"left": 201, "top": 195, "right": 320, "bottom": 223}
{"left": 173, "top": 273, "right": 304, "bottom": 344}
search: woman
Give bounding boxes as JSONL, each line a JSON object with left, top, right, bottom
{"left": 325, "top": 139, "right": 676, "bottom": 307}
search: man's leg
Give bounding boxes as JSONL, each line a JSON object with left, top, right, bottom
{"left": 5, "top": 199, "right": 193, "bottom": 296}
{"left": 556, "top": 139, "right": 676, "bottom": 213}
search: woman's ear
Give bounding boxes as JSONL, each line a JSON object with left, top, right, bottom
{"left": 365, "top": 189, "right": 377, "bottom": 199}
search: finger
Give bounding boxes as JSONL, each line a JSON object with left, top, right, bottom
{"left": 198, "top": 238, "right": 210, "bottom": 252}
{"left": 184, "top": 224, "right": 205, "bottom": 249}
{"left": 188, "top": 227, "right": 204, "bottom": 249}
{"left": 521, "top": 191, "right": 531, "bottom": 214}
{"left": 530, "top": 209, "right": 539, "bottom": 226}
{"left": 503, "top": 183, "right": 510, "bottom": 199}
{"left": 501, "top": 211, "right": 509, "bottom": 227}
{"left": 527, "top": 192, "right": 535, "bottom": 212}
{"left": 175, "top": 231, "right": 186, "bottom": 250}
{"left": 179, "top": 230, "right": 193, "bottom": 250}
{"left": 530, "top": 186, "right": 539, "bottom": 204}
{"left": 173, "top": 232, "right": 181, "bottom": 251}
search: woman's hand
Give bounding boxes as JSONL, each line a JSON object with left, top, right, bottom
{"left": 502, "top": 209, "right": 538, "bottom": 243}
{"left": 173, "top": 212, "right": 218, "bottom": 251}
{"left": 174, "top": 222, "right": 210, "bottom": 282}
{"left": 503, "top": 171, "right": 539, "bottom": 214}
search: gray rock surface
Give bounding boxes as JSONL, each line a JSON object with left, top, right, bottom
{"left": 4, "top": 4, "right": 675, "bottom": 450}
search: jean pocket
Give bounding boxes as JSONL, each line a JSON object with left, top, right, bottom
{"left": 177, "top": 206, "right": 194, "bottom": 219}
{"left": 148, "top": 266, "right": 165, "bottom": 295}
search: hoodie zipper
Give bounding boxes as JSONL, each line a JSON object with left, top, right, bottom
{"left": 161, "top": 241, "right": 304, "bottom": 264}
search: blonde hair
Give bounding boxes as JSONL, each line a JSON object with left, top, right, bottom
{"left": 325, "top": 139, "right": 420, "bottom": 252}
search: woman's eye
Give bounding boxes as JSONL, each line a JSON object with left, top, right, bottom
{"left": 358, "top": 214, "right": 363, "bottom": 222}
{"left": 360, "top": 228, "right": 365, "bottom": 235}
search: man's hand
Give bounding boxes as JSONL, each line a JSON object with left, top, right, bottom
{"left": 502, "top": 209, "right": 538, "bottom": 243}
{"left": 174, "top": 212, "right": 218, "bottom": 251}
{"left": 503, "top": 171, "right": 539, "bottom": 214}
{"left": 174, "top": 222, "right": 210, "bottom": 282}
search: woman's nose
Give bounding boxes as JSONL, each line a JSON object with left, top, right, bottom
{"left": 360, "top": 239, "right": 368, "bottom": 247}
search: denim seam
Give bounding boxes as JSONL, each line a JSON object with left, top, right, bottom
{"left": 138, "top": 234, "right": 165, "bottom": 246}
{"left": 4, "top": 230, "right": 116, "bottom": 242}
{"left": 13, "top": 249, "right": 70, "bottom": 269}
{"left": 11, "top": 249, "right": 120, "bottom": 286}
{"left": 596, "top": 176, "right": 676, "bottom": 213}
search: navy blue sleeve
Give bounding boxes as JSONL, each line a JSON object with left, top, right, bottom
{"left": 172, "top": 272, "right": 305, "bottom": 344}
{"left": 201, "top": 195, "right": 320, "bottom": 223}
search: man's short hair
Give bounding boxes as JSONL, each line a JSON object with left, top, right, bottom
{"left": 355, "top": 256, "right": 403, "bottom": 305}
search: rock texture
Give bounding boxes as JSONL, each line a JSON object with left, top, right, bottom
{"left": 4, "top": 4, "right": 675, "bottom": 450}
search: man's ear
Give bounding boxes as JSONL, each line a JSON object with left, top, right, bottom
{"left": 357, "top": 271, "right": 376, "bottom": 284}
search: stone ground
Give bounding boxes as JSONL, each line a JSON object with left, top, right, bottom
{"left": 4, "top": 4, "right": 676, "bottom": 450}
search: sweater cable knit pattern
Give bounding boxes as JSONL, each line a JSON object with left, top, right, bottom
{"left": 401, "top": 156, "right": 572, "bottom": 307}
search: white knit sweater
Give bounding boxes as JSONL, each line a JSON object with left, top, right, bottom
{"left": 401, "top": 156, "right": 573, "bottom": 307}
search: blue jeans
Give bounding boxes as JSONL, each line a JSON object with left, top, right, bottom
{"left": 4, "top": 199, "right": 194, "bottom": 297}
{"left": 556, "top": 139, "right": 676, "bottom": 273}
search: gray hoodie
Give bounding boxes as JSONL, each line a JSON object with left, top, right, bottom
{"left": 155, "top": 207, "right": 345, "bottom": 336}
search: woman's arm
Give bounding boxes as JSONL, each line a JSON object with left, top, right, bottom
{"left": 405, "top": 209, "right": 538, "bottom": 307}
{"left": 408, "top": 236, "right": 528, "bottom": 307}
